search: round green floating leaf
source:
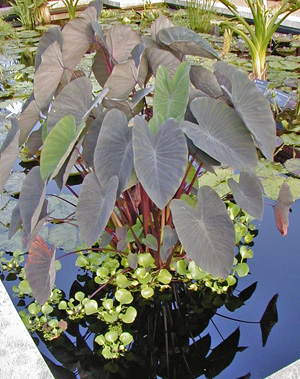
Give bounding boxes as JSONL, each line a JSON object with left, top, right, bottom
{"left": 137, "top": 253, "right": 155, "bottom": 268}
{"left": 141, "top": 286, "right": 154, "bottom": 299}
{"left": 115, "top": 289, "right": 133, "bottom": 305}
{"left": 116, "top": 273, "right": 130, "bottom": 288}
{"left": 48, "top": 319, "right": 59, "bottom": 328}
{"left": 41, "top": 303, "right": 54, "bottom": 315}
{"left": 157, "top": 269, "right": 172, "bottom": 284}
{"left": 103, "top": 299, "right": 114, "bottom": 311}
{"left": 83, "top": 299, "right": 98, "bottom": 315}
{"left": 120, "top": 306, "right": 137, "bottom": 324}
{"left": 235, "top": 262, "right": 249, "bottom": 277}
{"left": 105, "top": 330, "right": 118, "bottom": 343}
{"left": 28, "top": 302, "right": 40, "bottom": 315}
{"left": 18, "top": 279, "right": 32, "bottom": 295}
{"left": 58, "top": 300, "right": 67, "bottom": 310}
{"left": 120, "top": 332, "right": 133, "bottom": 346}
{"left": 75, "top": 291, "right": 85, "bottom": 302}
{"left": 95, "top": 334, "right": 106, "bottom": 346}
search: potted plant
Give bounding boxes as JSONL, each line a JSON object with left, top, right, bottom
{"left": 0, "top": 0, "right": 281, "bottom": 365}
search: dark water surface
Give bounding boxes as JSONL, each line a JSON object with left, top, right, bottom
{"left": 207, "top": 201, "right": 300, "bottom": 379}
{"left": 2, "top": 200, "right": 300, "bottom": 379}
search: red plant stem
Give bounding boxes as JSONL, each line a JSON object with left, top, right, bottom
{"left": 65, "top": 183, "right": 79, "bottom": 198}
{"left": 123, "top": 190, "right": 140, "bottom": 223}
{"left": 47, "top": 194, "right": 76, "bottom": 206}
{"left": 118, "top": 197, "right": 133, "bottom": 225}
{"left": 89, "top": 267, "right": 132, "bottom": 299}
{"left": 141, "top": 185, "right": 150, "bottom": 237}
{"left": 186, "top": 162, "right": 202, "bottom": 195}
{"left": 175, "top": 151, "right": 197, "bottom": 200}
{"left": 96, "top": 41, "right": 113, "bottom": 74}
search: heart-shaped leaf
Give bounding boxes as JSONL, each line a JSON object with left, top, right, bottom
{"left": 19, "top": 166, "right": 46, "bottom": 238}
{"left": 228, "top": 171, "right": 264, "bottom": 220}
{"left": 147, "top": 47, "right": 181, "bottom": 77}
{"left": 34, "top": 41, "right": 64, "bottom": 111}
{"left": 61, "top": 1, "right": 102, "bottom": 82}
{"left": 47, "top": 77, "right": 93, "bottom": 133}
{"left": 158, "top": 26, "right": 219, "bottom": 59}
{"left": 106, "top": 24, "right": 141, "bottom": 64}
{"left": 40, "top": 115, "right": 85, "bottom": 183}
{"left": 153, "top": 61, "right": 190, "bottom": 124}
{"left": 181, "top": 97, "right": 258, "bottom": 169}
{"left": 214, "top": 62, "right": 276, "bottom": 161}
{"left": 273, "top": 182, "right": 294, "bottom": 236}
{"left": 25, "top": 236, "right": 56, "bottom": 305}
{"left": 35, "top": 26, "right": 63, "bottom": 70}
{"left": 76, "top": 173, "right": 118, "bottom": 246}
{"left": 133, "top": 117, "right": 188, "bottom": 210}
{"left": 104, "top": 60, "right": 138, "bottom": 100}
{"left": 0, "top": 118, "right": 19, "bottom": 193}
{"left": 190, "top": 65, "right": 223, "bottom": 98}
{"left": 151, "top": 15, "right": 174, "bottom": 41}
{"left": 170, "top": 186, "right": 235, "bottom": 278}
{"left": 82, "top": 111, "right": 105, "bottom": 167}
{"left": 92, "top": 49, "right": 111, "bottom": 87}
{"left": 94, "top": 109, "right": 133, "bottom": 195}
{"left": 18, "top": 98, "right": 40, "bottom": 145}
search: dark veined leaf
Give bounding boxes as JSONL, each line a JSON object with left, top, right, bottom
{"left": 25, "top": 236, "right": 56, "bottom": 305}
{"left": 228, "top": 171, "right": 264, "bottom": 220}
{"left": 147, "top": 47, "right": 181, "bottom": 78}
{"left": 151, "top": 15, "right": 174, "bottom": 41}
{"left": 40, "top": 115, "right": 85, "bottom": 183}
{"left": 61, "top": 0, "right": 102, "bottom": 82}
{"left": 214, "top": 61, "right": 276, "bottom": 161}
{"left": 260, "top": 294, "right": 279, "bottom": 347}
{"left": 92, "top": 49, "right": 111, "bottom": 88}
{"left": 47, "top": 77, "right": 92, "bottom": 133}
{"left": 157, "top": 26, "right": 219, "bottom": 60}
{"left": 8, "top": 203, "right": 22, "bottom": 239}
{"left": 76, "top": 173, "right": 118, "bottom": 246}
{"left": 205, "top": 328, "right": 243, "bottom": 378}
{"left": 55, "top": 138, "right": 83, "bottom": 190}
{"left": 130, "top": 42, "right": 145, "bottom": 69}
{"left": 82, "top": 110, "right": 106, "bottom": 167}
{"left": 273, "top": 182, "right": 294, "bottom": 236}
{"left": 0, "top": 118, "right": 19, "bottom": 192}
{"left": 106, "top": 24, "right": 141, "bottom": 64}
{"left": 18, "top": 98, "right": 40, "bottom": 145}
{"left": 34, "top": 41, "right": 64, "bottom": 111}
{"left": 35, "top": 26, "right": 63, "bottom": 70}
{"left": 19, "top": 166, "right": 46, "bottom": 239}
{"left": 170, "top": 186, "right": 235, "bottom": 278}
{"left": 94, "top": 109, "right": 133, "bottom": 195}
{"left": 152, "top": 61, "right": 190, "bottom": 124}
{"left": 190, "top": 65, "right": 223, "bottom": 98}
{"left": 133, "top": 117, "right": 188, "bottom": 210}
{"left": 181, "top": 97, "right": 258, "bottom": 170}
{"left": 104, "top": 60, "right": 138, "bottom": 100}
{"left": 27, "top": 127, "right": 42, "bottom": 156}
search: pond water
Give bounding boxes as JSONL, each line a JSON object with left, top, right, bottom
{"left": 3, "top": 200, "right": 299, "bottom": 379}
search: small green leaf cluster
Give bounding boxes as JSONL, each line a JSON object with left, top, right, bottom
{"left": 0, "top": 249, "right": 25, "bottom": 274}
{"left": 95, "top": 327, "right": 133, "bottom": 359}
{"left": 19, "top": 292, "right": 66, "bottom": 341}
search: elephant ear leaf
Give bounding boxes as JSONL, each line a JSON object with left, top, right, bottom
{"left": 76, "top": 173, "right": 118, "bottom": 247}
{"left": 181, "top": 97, "right": 258, "bottom": 170}
{"left": 170, "top": 186, "right": 235, "bottom": 278}
{"left": 228, "top": 171, "right": 264, "bottom": 220}
{"left": 25, "top": 236, "right": 56, "bottom": 305}
{"left": 152, "top": 61, "right": 190, "bottom": 126}
{"left": 273, "top": 182, "right": 294, "bottom": 236}
{"left": 34, "top": 41, "right": 64, "bottom": 111}
{"left": 214, "top": 61, "right": 276, "bottom": 161}
{"left": 260, "top": 294, "right": 279, "bottom": 347}
{"left": 157, "top": 26, "right": 219, "bottom": 60}
{"left": 0, "top": 118, "right": 19, "bottom": 193}
{"left": 40, "top": 115, "right": 85, "bottom": 183}
{"left": 133, "top": 117, "right": 188, "bottom": 210}
{"left": 94, "top": 109, "right": 133, "bottom": 196}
